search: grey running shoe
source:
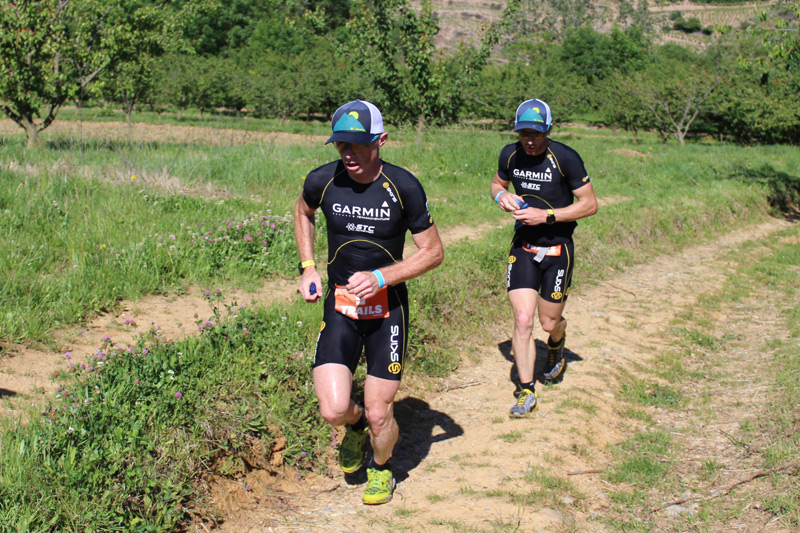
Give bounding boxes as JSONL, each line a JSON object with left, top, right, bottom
{"left": 509, "top": 388, "right": 538, "bottom": 418}
{"left": 544, "top": 334, "right": 566, "bottom": 382}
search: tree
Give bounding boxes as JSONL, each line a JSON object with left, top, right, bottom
{"left": 597, "top": 72, "right": 651, "bottom": 139}
{"left": 633, "top": 57, "right": 719, "bottom": 145}
{"left": 333, "top": 0, "right": 521, "bottom": 127}
{"left": 0, "top": 0, "right": 176, "bottom": 148}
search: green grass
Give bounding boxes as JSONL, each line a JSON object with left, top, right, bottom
{"left": 1, "top": 112, "right": 799, "bottom": 529}
{"left": 605, "top": 226, "right": 800, "bottom": 528}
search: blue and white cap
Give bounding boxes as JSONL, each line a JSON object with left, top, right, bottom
{"left": 325, "top": 99, "right": 385, "bottom": 145}
{"left": 514, "top": 98, "right": 552, "bottom": 133}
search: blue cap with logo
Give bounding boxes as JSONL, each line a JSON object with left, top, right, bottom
{"left": 514, "top": 98, "right": 552, "bottom": 133}
{"left": 326, "top": 99, "right": 385, "bottom": 145}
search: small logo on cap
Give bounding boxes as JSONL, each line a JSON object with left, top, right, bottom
{"left": 333, "top": 112, "right": 366, "bottom": 133}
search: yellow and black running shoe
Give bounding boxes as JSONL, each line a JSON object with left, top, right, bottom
{"left": 363, "top": 467, "right": 395, "bottom": 505}
{"left": 339, "top": 425, "right": 369, "bottom": 473}
{"left": 544, "top": 333, "right": 566, "bottom": 382}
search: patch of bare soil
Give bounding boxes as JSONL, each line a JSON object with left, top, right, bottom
{"left": 0, "top": 280, "right": 296, "bottom": 417}
{"left": 201, "top": 217, "right": 796, "bottom": 532}
{"left": 609, "top": 148, "right": 649, "bottom": 159}
{"left": 0, "top": 119, "right": 328, "bottom": 147}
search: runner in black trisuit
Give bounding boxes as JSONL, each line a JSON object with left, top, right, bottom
{"left": 294, "top": 100, "right": 443, "bottom": 504}
{"left": 490, "top": 98, "right": 598, "bottom": 418}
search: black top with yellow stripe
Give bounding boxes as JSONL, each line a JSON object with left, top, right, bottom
{"left": 497, "top": 140, "right": 591, "bottom": 247}
{"left": 303, "top": 160, "right": 434, "bottom": 286}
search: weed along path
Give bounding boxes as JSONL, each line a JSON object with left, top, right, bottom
{"left": 0, "top": 221, "right": 501, "bottom": 417}
{"left": 208, "top": 217, "right": 798, "bottom": 532}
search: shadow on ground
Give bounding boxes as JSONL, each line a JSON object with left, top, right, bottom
{"left": 497, "top": 339, "right": 584, "bottom": 388}
{"left": 344, "top": 397, "right": 463, "bottom": 486}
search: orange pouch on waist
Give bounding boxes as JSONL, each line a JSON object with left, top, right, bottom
{"left": 334, "top": 286, "right": 390, "bottom": 320}
{"left": 522, "top": 243, "right": 562, "bottom": 256}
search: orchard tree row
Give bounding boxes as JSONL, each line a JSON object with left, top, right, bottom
{"left": 1, "top": 0, "right": 797, "bottom": 148}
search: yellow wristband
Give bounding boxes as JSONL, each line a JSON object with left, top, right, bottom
{"left": 301, "top": 260, "right": 316, "bottom": 269}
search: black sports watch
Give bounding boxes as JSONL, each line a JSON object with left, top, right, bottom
{"left": 545, "top": 209, "right": 556, "bottom": 225}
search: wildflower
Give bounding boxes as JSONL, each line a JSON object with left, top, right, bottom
{"left": 300, "top": 451, "right": 307, "bottom": 457}
{"left": 131, "top": 175, "right": 136, "bottom": 180}
{"left": 142, "top": 349, "right": 149, "bottom": 355}
{"left": 64, "top": 352, "right": 72, "bottom": 359}
{"left": 175, "top": 391, "right": 183, "bottom": 400}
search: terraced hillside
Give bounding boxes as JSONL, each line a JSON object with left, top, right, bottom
{"left": 417, "top": 0, "right": 773, "bottom": 51}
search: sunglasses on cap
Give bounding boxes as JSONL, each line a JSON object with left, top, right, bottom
{"left": 518, "top": 131, "right": 547, "bottom": 140}
{"left": 334, "top": 134, "right": 380, "bottom": 154}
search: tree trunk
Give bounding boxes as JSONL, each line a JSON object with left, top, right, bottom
{"left": 20, "top": 115, "right": 40, "bottom": 149}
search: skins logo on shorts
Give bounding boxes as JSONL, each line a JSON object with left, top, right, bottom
{"left": 508, "top": 256, "right": 516, "bottom": 264}
{"left": 388, "top": 362, "right": 402, "bottom": 374}
{"left": 551, "top": 291, "right": 563, "bottom": 300}
{"left": 319, "top": 321, "right": 326, "bottom": 332}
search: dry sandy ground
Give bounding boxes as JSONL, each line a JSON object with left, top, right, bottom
{"left": 196, "top": 217, "right": 797, "bottom": 533}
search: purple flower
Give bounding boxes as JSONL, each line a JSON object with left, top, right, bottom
{"left": 175, "top": 391, "right": 183, "bottom": 400}
{"left": 204, "top": 290, "right": 210, "bottom": 297}
{"left": 300, "top": 451, "right": 307, "bottom": 457}
{"left": 64, "top": 352, "right": 72, "bottom": 359}
{"left": 87, "top": 366, "right": 94, "bottom": 372}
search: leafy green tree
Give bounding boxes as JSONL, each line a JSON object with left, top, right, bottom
{"left": 335, "top": 0, "right": 521, "bottom": 127}
{"left": 633, "top": 55, "right": 719, "bottom": 145}
{"left": 173, "top": 0, "right": 268, "bottom": 56}
{"left": 597, "top": 72, "right": 651, "bottom": 139}
{"left": 560, "top": 26, "right": 649, "bottom": 85}
{"left": 0, "top": 0, "right": 176, "bottom": 148}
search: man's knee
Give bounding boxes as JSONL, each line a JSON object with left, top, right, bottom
{"left": 540, "top": 314, "right": 565, "bottom": 334}
{"left": 364, "top": 401, "right": 394, "bottom": 435}
{"left": 317, "top": 399, "right": 352, "bottom": 426}
{"left": 514, "top": 311, "right": 536, "bottom": 333}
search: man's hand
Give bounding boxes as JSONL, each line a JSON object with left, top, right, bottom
{"left": 300, "top": 271, "right": 322, "bottom": 302}
{"left": 512, "top": 206, "right": 549, "bottom": 227}
{"left": 346, "top": 271, "right": 381, "bottom": 300}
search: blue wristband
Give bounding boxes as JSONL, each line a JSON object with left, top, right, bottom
{"left": 372, "top": 269, "right": 385, "bottom": 289}
{"left": 494, "top": 190, "right": 506, "bottom": 203}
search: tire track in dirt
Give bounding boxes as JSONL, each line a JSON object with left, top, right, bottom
{"left": 207, "top": 217, "right": 794, "bottom": 532}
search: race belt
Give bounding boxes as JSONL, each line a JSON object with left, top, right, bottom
{"left": 521, "top": 243, "right": 562, "bottom": 263}
{"left": 334, "top": 285, "right": 390, "bottom": 320}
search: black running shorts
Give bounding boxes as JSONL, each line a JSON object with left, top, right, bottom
{"left": 506, "top": 240, "right": 574, "bottom": 303}
{"left": 313, "top": 283, "right": 409, "bottom": 381}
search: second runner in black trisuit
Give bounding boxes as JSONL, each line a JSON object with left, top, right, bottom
{"left": 490, "top": 98, "right": 598, "bottom": 418}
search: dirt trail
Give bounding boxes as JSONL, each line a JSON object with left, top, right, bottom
{"left": 205, "top": 217, "right": 796, "bottom": 532}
